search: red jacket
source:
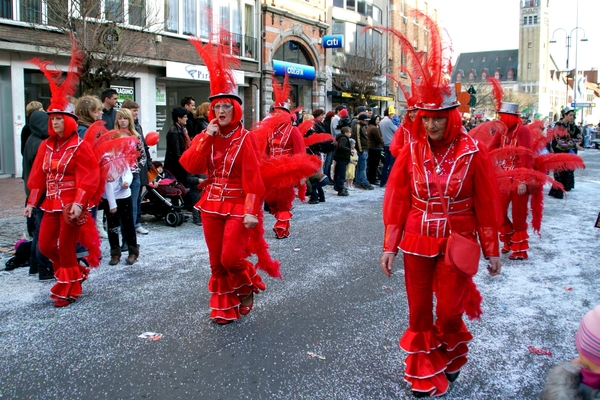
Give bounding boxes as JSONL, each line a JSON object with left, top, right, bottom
{"left": 27, "top": 133, "right": 99, "bottom": 212}
{"left": 383, "top": 133, "right": 501, "bottom": 258}
{"left": 180, "top": 124, "right": 265, "bottom": 217}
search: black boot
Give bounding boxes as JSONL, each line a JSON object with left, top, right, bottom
{"left": 126, "top": 245, "right": 140, "bottom": 265}
{"left": 445, "top": 370, "right": 460, "bottom": 383}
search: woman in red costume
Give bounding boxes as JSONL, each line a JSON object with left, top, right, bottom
{"left": 488, "top": 101, "right": 534, "bottom": 260}
{"left": 378, "top": 11, "right": 502, "bottom": 397}
{"left": 264, "top": 76, "right": 306, "bottom": 239}
{"left": 180, "top": 31, "right": 277, "bottom": 324}
{"left": 23, "top": 42, "right": 100, "bottom": 307}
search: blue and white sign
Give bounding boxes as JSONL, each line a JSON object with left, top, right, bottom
{"left": 272, "top": 60, "right": 315, "bottom": 80}
{"left": 322, "top": 34, "right": 344, "bottom": 49}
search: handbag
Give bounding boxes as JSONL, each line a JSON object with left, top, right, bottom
{"left": 147, "top": 164, "right": 159, "bottom": 183}
{"left": 429, "top": 150, "right": 481, "bottom": 276}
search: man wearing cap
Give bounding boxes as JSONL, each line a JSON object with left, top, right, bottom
{"left": 351, "top": 113, "right": 373, "bottom": 190}
{"left": 489, "top": 102, "right": 535, "bottom": 260}
{"left": 549, "top": 106, "right": 583, "bottom": 198}
{"left": 350, "top": 105, "right": 368, "bottom": 132}
{"left": 379, "top": 106, "right": 398, "bottom": 187}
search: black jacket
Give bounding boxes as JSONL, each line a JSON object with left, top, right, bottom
{"left": 102, "top": 108, "right": 116, "bottom": 130}
{"left": 134, "top": 119, "right": 153, "bottom": 186}
{"left": 186, "top": 111, "right": 198, "bottom": 139}
{"left": 333, "top": 133, "right": 351, "bottom": 162}
{"left": 22, "top": 110, "right": 49, "bottom": 198}
{"left": 164, "top": 123, "right": 189, "bottom": 186}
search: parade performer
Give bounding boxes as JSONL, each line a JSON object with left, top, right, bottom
{"left": 24, "top": 39, "right": 101, "bottom": 307}
{"left": 486, "top": 79, "right": 535, "bottom": 260}
{"left": 389, "top": 80, "right": 418, "bottom": 158}
{"left": 181, "top": 29, "right": 282, "bottom": 324}
{"left": 377, "top": 12, "right": 502, "bottom": 397}
{"left": 548, "top": 106, "right": 583, "bottom": 199}
{"left": 263, "top": 75, "right": 306, "bottom": 239}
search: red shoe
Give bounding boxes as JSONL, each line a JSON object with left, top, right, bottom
{"left": 240, "top": 293, "right": 254, "bottom": 315}
{"left": 509, "top": 251, "right": 528, "bottom": 260}
{"left": 54, "top": 298, "right": 73, "bottom": 307}
{"left": 214, "top": 318, "right": 232, "bottom": 325}
{"left": 501, "top": 243, "right": 511, "bottom": 254}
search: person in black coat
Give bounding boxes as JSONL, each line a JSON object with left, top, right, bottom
{"left": 333, "top": 127, "right": 352, "bottom": 196}
{"left": 164, "top": 107, "right": 190, "bottom": 187}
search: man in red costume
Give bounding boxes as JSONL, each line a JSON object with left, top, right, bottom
{"left": 488, "top": 102, "right": 534, "bottom": 260}
{"left": 264, "top": 77, "right": 306, "bottom": 239}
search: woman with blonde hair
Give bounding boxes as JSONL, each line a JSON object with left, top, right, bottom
{"left": 193, "top": 101, "right": 211, "bottom": 136}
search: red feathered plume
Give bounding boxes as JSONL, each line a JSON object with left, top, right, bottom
{"left": 29, "top": 35, "right": 83, "bottom": 112}
{"left": 188, "top": 28, "right": 240, "bottom": 99}
{"left": 490, "top": 146, "right": 536, "bottom": 166}
{"left": 261, "top": 154, "right": 321, "bottom": 191}
{"left": 304, "top": 133, "right": 334, "bottom": 148}
{"left": 530, "top": 189, "right": 544, "bottom": 236}
{"left": 272, "top": 74, "right": 291, "bottom": 107}
{"left": 496, "top": 168, "right": 564, "bottom": 193}
{"left": 297, "top": 120, "right": 315, "bottom": 137}
{"left": 246, "top": 210, "right": 282, "bottom": 279}
{"left": 84, "top": 121, "right": 140, "bottom": 206}
{"left": 365, "top": 9, "right": 453, "bottom": 108}
{"left": 468, "top": 120, "right": 507, "bottom": 148}
{"left": 534, "top": 153, "right": 585, "bottom": 174}
{"left": 251, "top": 112, "right": 292, "bottom": 157}
{"left": 486, "top": 77, "right": 503, "bottom": 112}
{"left": 529, "top": 120, "right": 550, "bottom": 153}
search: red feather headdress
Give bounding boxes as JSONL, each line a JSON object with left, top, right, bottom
{"left": 29, "top": 35, "right": 82, "bottom": 117}
{"left": 486, "top": 76, "right": 503, "bottom": 112}
{"left": 272, "top": 74, "right": 291, "bottom": 111}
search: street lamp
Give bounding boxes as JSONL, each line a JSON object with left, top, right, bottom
{"left": 550, "top": 27, "right": 588, "bottom": 107}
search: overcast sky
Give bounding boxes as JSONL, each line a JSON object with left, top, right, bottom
{"left": 435, "top": 0, "right": 598, "bottom": 71}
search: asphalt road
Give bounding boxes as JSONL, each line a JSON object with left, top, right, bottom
{"left": 1, "top": 150, "right": 600, "bottom": 399}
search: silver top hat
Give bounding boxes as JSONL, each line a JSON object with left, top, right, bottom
{"left": 498, "top": 102, "right": 519, "bottom": 115}
{"left": 416, "top": 86, "right": 459, "bottom": 111}
{"left": 273, "top": 101, "right": 291, "bottom": 113}
{"left": 208, "top": 87, "right": 242, "bottom": 105}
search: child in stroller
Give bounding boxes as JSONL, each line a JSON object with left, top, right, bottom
{"left": 141, "top": 161, "right": 187, "bottom": 226}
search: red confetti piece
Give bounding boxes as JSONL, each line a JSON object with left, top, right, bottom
{"left": 527, "top": 346, "right": 552, "bottom": 356}
{"left": 563, "top": 286, "right": 573, "bottom": 291}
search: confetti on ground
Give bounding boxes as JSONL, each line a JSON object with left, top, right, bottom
{"left": 293, "top": 248, "right": 301, "bottom": 252}
{"left": 138, "top": 332, "right": 163, "bottom": 340}
{"left": 502, "top": 305, "right": 508, "bottom": 311}
{"left": 307, "top": 351, "right": 325, "bottom": 360}
{"left": 527, "top": 346, "right": 553, "bottom": 356}
{"left": 563, "top": 286, "right": 573, "bottom": 291}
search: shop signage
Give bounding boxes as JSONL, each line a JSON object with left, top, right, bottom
{"left": 166, "top": 61, "right": 244, "bottom": 83}
{"left": 272, "top": 60, "right": 315, "bottom": 80}
{"left": 322, "top": 35, "right": 343, "bottom": 49}
{"left": 155, "top": 82, "right": 166, "bottom": 106}
{"left": 111, "top": 85, "right": 134, "bottom": 104}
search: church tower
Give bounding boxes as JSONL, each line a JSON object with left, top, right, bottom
{"left": 517, "top": 0, "right": 550, "bottom": 116}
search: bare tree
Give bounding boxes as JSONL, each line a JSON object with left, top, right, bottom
{"left": 23, "top": 0, "right": 161, "bottom": 94}
{"left": 331, "top": 45, "right": 387, "bottom": 111}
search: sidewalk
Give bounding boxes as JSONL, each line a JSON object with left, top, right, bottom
{"left": 0, "top": 177, "right": 27, "bottom": 253}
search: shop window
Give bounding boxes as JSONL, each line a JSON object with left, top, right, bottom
{"left": 346, "top": 0, "right": 355, "bottom": 11}
{"left": 333, "top": 0, "right": 343, "bottom": 7}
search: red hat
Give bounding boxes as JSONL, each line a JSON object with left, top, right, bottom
{"left": 29, "top": 35, "right": 82, "bottom": 121}
{"left": 188, "top": 29, "right": 242, "bottom": 105}
{"left": 339, "top": 109, "right": 349, "bottom": 118}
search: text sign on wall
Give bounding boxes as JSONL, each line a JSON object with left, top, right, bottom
{"left": 322, "top": 34, "right": 344, "bottom": 49}
{"left": 272, "top": 60, "right": 315, "bottom": 80}
{"left": 166, "top": 61, "right": 244, "bottom": 84}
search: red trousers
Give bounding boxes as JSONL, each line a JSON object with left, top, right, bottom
{"left": 501, "top": 189, "right": 529, "bottom": 233}
{"left": 265, "top": 186, "right": 294, "bottom": 238}
{"left": 401, "top": 253, "right": 475, "bottom": 396}
{"left": 201, "top": 212, "right": 265, "bottom": 321}
{"left": 38, "top": 211, "right": 84, "bottom": 302}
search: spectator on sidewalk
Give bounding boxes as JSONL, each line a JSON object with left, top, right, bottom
{"left": 380, "top": 106, "right": 398, "bottom": 187}
{"left": 101, "top": 88, "right": 118, "bottom": 130}
{"left": 333, "top": 126, "right": 352, "bottom": 196}
{"left": 366, "top": 115, "right": 383, "bottom": 185}
{"left": 181, "top": 96, "right": 198, "bottom": 139}
{"left": 351, "top": 114, "right": 373, "bottom": 190}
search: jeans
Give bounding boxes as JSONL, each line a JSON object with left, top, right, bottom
{"left": 104, "top": 197, "right": 137, "bottom": 255}
{"left": 323, "top": 151, "right": 334, "bottom": 181}
{"left": 333, "top": 159, "right": 348, "bottom": 192}
{"left": 355, "top": 151, "right": 369, "bottom": 185}
{"left": 130, "top": 174, "right": 142, "bottom": 228}
{"left": 311, "top": 176, "right": 329, "bottom": 201}
{"left": 380, "top": 146, "right": 396, "bottom": 186}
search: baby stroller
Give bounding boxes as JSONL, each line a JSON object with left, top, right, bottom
{"left": 141, "top": 175, "right": 187, "bottom": 227}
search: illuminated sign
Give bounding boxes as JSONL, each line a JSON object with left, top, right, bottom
{"left": 272, "top": 60, "right": 315, "bottom": 80}
{"left": 322, "top": 34, "right": 344, "bottom": 49}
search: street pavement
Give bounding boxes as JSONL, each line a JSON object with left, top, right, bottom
{"left": 1, "top": 150, "right": 600, "bottom": 399}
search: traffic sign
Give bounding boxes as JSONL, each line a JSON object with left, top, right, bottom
{"left": 571, "top": 102, "right": 596, "bottom": 108}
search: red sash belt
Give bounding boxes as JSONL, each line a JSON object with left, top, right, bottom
{"left": 412, "top": 196, "right": 473, "bottom": 215}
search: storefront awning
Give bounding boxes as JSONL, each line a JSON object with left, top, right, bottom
{"left": 327, "top": 90, "right": 394, "bottom": 102}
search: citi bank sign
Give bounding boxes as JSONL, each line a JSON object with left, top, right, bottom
{"left": 322, "top": 34, "right": 343, "bottom": 49}
{"left": 273, "top": 60, "right": 316, "bottom": 80}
